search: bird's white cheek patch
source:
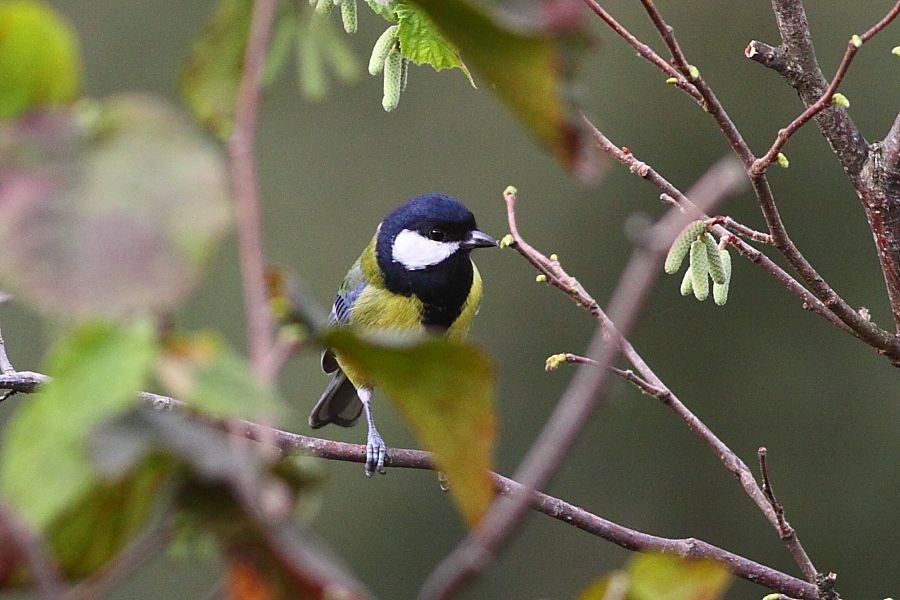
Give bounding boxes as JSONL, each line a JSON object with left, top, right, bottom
{"left": 392, "top": 229, "right": 460, "bottom": 270}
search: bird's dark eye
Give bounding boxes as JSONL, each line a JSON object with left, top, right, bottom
{"left": 428, "top": 227, "right": 446, "bottom": 241}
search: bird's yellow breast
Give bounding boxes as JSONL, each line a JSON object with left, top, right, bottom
{"left": 336, "top": 262, "right": 483, "bottom": 388}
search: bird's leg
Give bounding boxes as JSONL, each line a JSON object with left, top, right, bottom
{"left": 359, "top": 387, "right": 388, "bottom": 476}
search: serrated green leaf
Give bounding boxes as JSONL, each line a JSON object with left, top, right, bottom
{"left": 364, "top": 0, "right": 396, "bottom": 20}
{"left": 0, "top": 320, "right": 158, "bottom": 529}
{"left": 323, "top": 329, "right": 496, "bottom": 525}
{"left": 402, "top": 0, "right": 596, "bottom": 177}
{"left": 393, "top": 3, "right": 472, "bottom": 85}
{"left": 0, "top": 0, "right": 82, "bottom": 119}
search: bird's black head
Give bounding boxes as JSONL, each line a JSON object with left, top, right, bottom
{"left": 375, "top": 193, "right": 497, "bottom": 327}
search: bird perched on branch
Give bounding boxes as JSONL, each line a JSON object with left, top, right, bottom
{"left": 310, "top": 193, "right": 497, "bottom": 476}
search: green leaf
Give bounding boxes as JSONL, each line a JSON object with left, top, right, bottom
{"left": 393, "top": 3, "right": 472, "bottom": 85}
{"left": 0, "top": 95, "right": 232, "bottom": 320}
{"left": 402, "top": 0, "right": 596, "bottom": 177}
{"left": 323, "top": 329, "right": 496, "bottom": 525}
{"left": 580, "top": 553, "right": 731, "bottom": 600}
{"left": 0, "top": 320, "right": 158, "bottom": 529}
{"left": 0, "top": 0, "right": 82, "bottom": 119}
{"left": 157, "top": 332, "right": 281, "bottom": 421}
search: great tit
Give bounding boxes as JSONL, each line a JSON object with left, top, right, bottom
{"left": 310, "top": 193, "right": 497, "bottom": 476}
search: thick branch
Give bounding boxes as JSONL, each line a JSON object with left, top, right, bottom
{"left": 0, "top": 376, "right": 819, "bottom": 600}
{"left": 229, "top": 0, "right": 279, "bottom": 377}
{"left": 748, "top": 1, "right": 900, "bottom": 332}
{"left": 183, "top": 396, "right": 816, "bottom": 600}
{"left": 755, "top": 0, "right": 874, "bottom": 178}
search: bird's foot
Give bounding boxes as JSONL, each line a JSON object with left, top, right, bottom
{"left": 365, "top": 430, "right": 388, "bottom": 476}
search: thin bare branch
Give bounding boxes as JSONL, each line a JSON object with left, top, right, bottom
{"left": 0, "top": 360, "right": 819, "bottom": 600}
{"left": 581, "top": 117, "right": 853, "bottom": 336}
{"left": 229, "top": 0, "right": 279, "bottom": 378}
{"left": 0, "top": 325, "right": 15, "bottom": 374}
{"left": 629, "top": 0, "right": 900, "bottom": 359}
{"left": 144, "top": 395, "right": 818, "bottom": 600}
{"left": 752, "top": 3, "right": 900, "bottom": 174}
{"left": 418, "top": 156, "right": 745, "bottom": 599}
{"left": 757, "top": 448, "right": 817, "bottom": 581}
{"left": 579, "top": 0, "right": 703, "bottom": 105}
{"left": 709, "top": 216, "right": 774, "bottom": 245}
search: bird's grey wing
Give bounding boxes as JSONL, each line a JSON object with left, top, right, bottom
{"left": 321, "top": 258, "right": 368, "bottom": 373}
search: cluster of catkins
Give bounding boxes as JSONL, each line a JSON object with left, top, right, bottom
{"left": 665, "top": 221, "right": 732, "bottom": 306}
{"left": 368, "top": 25, "right": 409, "bottom": 111}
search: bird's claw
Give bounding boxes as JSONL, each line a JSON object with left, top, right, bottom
{"left": 365, "top": 431, "right": 388, "bottom": 476}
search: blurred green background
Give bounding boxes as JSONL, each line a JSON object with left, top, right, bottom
{"left": 2, "top": 0, "right": 899, "bottom": 598}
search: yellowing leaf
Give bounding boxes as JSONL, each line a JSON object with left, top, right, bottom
{"left": 323, "top": 329, "right": 496, "bottom": 525}
{"left": 629, "top": 553, "right": 731, "bottom": 600}
{"left": 0, "top": 0, "right": 81, "bottom": 119}
{"left": 581, "top": 553, "right": 731, "bottom": 600}
{"left": 406, "top": 0, "right": 597, "bottom": 178}
{"left": 0, "top": 320, "right": 158, "bottom": 529}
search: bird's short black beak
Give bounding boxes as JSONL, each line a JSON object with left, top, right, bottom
{"left": 461, "top": 230, "right": 498, "bottom": 249}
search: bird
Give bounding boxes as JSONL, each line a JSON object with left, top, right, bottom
{"left": 309, "top": 193, "right": 497, "bottom": 476}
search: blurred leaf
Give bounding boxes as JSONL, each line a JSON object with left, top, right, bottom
{"left": 0, "top": 0, "right": 81, "bottom": 119}
{"left": 157, "top": 331, "right": 282, "bottom": 421}
{"left": 406, "top": 0, "right": 598, "bottom": 178}
{"left": 297, "top": 13, "right": 328, "bottom": 102}
{"left": 181, "top": 0, "right": 252, "bottom": 137}
{"left": 323, "top": 329, "right": 496, "bottom": 525}
{"left": 0, "top": 320, "right": 157, "bottom": 529}
{"left": 580, "top": 553, "right": 732, "bottom": 600}
{"left": 0, "top": 95, "right": 232, "bottom": 320}
{"left": 579, "top": 571, "right": 630, "bottom": 600}
{"left": 629, "top": 553, "right": 731, "bottom": 600}
{"left": 264, "top": 7, "right": 297, "bottom": 85}
{"left": 295, "top": 11, "right": 361, "bottom": 102}
{"left": 47, "top": 457, "right": 173, "bottom": 578}
{"left": 93, "top": 407, "right": 366, "bottom": 599}
{"left": 228, "top": 554, "right": 280, "bottom": 600}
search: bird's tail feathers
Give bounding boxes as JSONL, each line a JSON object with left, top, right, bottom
{"left": 309, "top": 371, "right": 363, "bottom": 429}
